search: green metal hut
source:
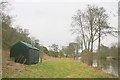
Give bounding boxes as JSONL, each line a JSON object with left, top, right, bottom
{"left": 10, "top": 41, "right": 40, "bottom": 65}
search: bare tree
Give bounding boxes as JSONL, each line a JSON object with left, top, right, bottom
{"left": 71, "top": 5, "right": 116, "bottom": 52}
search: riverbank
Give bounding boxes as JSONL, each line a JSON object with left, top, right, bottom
{"left": 3, "top": 57, "right": 116, "bottom": 78}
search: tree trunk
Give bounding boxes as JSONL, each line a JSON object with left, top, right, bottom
{"left": 91, "top": 36, "right": 93, "bottom": 52}
{"left": 88, "top": 37, "right": 91, "bottom": 51}
{"left": 83, "top": 34, "right": 87, "bottom": 49}
{"left": 98, "top": 28, "right": 101, "bottom": 51}
{"left": 79, "top": 15, "right": 87, "bottom": 49}
{"left": 90, "top": 20, "right": 93, "bottom": 52}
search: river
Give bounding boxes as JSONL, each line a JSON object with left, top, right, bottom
{"left": 75, "top": 57, "right": 119, "bottom": 77}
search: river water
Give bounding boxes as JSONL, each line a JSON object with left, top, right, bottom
{"left": 75, "top": 57, "right": 119, "bottom": 77}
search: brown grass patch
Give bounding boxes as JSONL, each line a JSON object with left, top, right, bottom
{"left": 41, "top": 54, "right": 59, "bottom": 62}
{"left": 2, "top": 49, "right": 28, "bottom": 78}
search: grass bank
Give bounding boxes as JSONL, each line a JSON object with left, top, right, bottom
{"left": 3, "top": 58, "right": 116, "bottom": 78}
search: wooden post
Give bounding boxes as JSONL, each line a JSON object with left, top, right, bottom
{"left": 39, "top": 51, "right": 42, "bottom": 63}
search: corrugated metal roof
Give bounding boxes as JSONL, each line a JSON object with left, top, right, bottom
{"left": 10, "top": 41, "right": 39, "bottom": 50}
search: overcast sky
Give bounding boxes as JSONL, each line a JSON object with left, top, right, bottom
{"left": 10, "top": 0, "right": 118, "bottom": 49}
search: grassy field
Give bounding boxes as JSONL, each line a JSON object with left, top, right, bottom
{"left": 3, "top": 58, "right": 116, "bottom": 78}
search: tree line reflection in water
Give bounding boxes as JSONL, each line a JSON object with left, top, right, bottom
{"left": 76, "top": 56, "right": 119, "bottom": 77}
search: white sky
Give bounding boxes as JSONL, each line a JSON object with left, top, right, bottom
{"left": 9, "top": 0, "right": 118, "bottom": 49}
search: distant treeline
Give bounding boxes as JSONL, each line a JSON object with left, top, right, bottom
{"left": 80, "top": 44, "right": 118, "bottom": 59}
{"left": 96, "top": 44, "right": 118, "bottom": 59}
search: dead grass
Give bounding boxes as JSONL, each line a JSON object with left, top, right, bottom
{"left": 80, "top": 63, "right": 102, "bottom": 71}
{"left": 2, "top": 49, "right": 28, "bottom": 78}
{"left": 42, "top": 54, "right": 59, "bottom": 61}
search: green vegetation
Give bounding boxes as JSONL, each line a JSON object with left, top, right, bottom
{"left": 4, "top": 58, "right": 116, "bottom": 78}
{"left": 96, "top": 44, "right": 118, "bottom": 59}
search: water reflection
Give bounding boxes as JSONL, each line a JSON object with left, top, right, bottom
{"left": 92, "top": 59, "right": 97, "bottom": 67}
{"left": 102, "top": 63, "right": 118, "bottom": 77}
{"left": 76, "top": 57, "right": 119, "bottom": 77}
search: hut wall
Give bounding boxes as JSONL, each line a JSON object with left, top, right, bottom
{"left": 10, "top": 42, "right": 40, "bottom": 65}
{"left": 29, "top": 49, "right": 39, "bottom": 64}
{"left": 10, "top": 43, "right": 29, "bottom": 64}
